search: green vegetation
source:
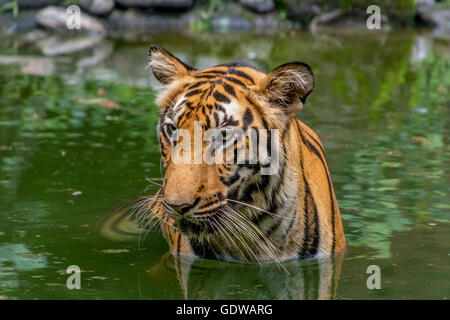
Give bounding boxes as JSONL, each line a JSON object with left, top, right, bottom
{"left": 337, "top": 51, "right": 449, "bottom": 258}
{"left": 0, "top": 0, "right": 18, "bottom": 17}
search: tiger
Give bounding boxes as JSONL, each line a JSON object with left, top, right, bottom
{"left": 148, "top": 251, "right": 344, "bottom": 299}
{"left": 139, "top": 45, "right": 346, "bottom": 264}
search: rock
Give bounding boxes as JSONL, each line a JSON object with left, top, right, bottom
{"left": 209, "top": 1, "right": 283, "bottom": 32}
{"left": 416, "top": 2, "right": 450, "bottom": 33}
{"left": 309, "top": 9, "right": 390, "bottom": 32}
{"left": 76, "top": 41, "right": 113, "bottom": 69}
{"left": 288, "top": 0, "right": 415, "bottom": 27}
{"left": 0, "top": 55, "right": 56, "bottom": 76}
{"left": 417, "top": 0, "right": 435, "bottom": 6}
{"left": 410, "top": 35, "right": 432, "bottom": 63}
{"left": 0, "top": 0, "right": 62, "bottom": 8}
{"left": 36, "top": 6, "right": 105, "bottom": 33}
{"left": 240, "top": 0, "right": 275, "bottom": 14}
{"left": 211, "top": 16, "right": 253, "bottom": 32}
{"left": 22, "top": 29, "right": 49, "bottom": 43}
{"left": 116, "top": 0, "right": 194, "bottom": 10}
{"left": 37, "top": 33, "right": 105, "bottom": 56}
{"left": 0, "top": 9, "right": 38, "bottom": 33}
{"left": 287, "top": 0, "right": 336, "bottom": 27}
{"left": 149, "top": 0, "right": 194, "bottom": 10}
{"left": 107, "top": 9, "right": 190, "bottom": 34}
{"left": 81, "top": 0, "right": 115, "bottom": 16}
{"left": 116, "top": 0, "right": 151, "bottom": 6}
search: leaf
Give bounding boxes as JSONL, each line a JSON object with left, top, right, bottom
{"left": 101, "top": 249, "right": 129, "bottom": 254}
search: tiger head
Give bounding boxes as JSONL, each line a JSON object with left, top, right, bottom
{"left": 148, "top": 45, "right": 314, "bottom": 238}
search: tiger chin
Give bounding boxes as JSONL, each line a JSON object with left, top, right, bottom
{"left": 141, "top": 45, "right": 346, "bottom": 264}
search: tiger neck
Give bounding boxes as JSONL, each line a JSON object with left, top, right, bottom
{"left": 240, "top": 120, "right": 304, "bottom": 258}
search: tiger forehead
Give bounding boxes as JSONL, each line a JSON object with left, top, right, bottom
{"left": 160, "top": 65, "right": 267, "bottom": 129}
{"left": 194, "top": 65, "right": 264, "bottom": 84}
{"left": 168, "top": 86, "right": 243, "bottom": 129}
{"left": 182, "top": 65, "right": 263, "bottom": 97}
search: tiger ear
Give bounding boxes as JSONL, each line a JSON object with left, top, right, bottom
{"left": 148, "top": 45, "right": 196, "bottom": 85}
{"left": 260, "top": 62, "right": 315, "bottom": 116}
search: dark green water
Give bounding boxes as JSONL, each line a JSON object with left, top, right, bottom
{"left": 0, "top": 31, "right": 449, "bottom": 299}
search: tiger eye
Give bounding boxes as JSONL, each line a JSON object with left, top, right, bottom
{"left": 164, "top": 123, "right": 178, "bottom": 143}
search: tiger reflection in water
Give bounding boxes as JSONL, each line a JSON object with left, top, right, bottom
{"left": 99, "top": 207, "right": 344, "bottom": 300}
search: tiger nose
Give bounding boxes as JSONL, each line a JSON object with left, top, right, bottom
{"left": 166, "top": 198, "right": 200, "bottom": 214}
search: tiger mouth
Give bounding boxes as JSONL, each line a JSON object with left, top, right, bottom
{"left": 164, "top": 201, "right": 228, "bottom": 220}
{"left": 174, "top": 205, "right": 227, "bottom": 236}
{"left": 191, "top": 204, "right": 228, "bottom": 218}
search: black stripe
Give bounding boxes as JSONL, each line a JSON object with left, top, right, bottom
{"left": 252, "top": 156, "right": 285, "bottom": 227}
{"left": 198, "top": 199, "right": 221, "bottom": 209}
{"left": 188, "top": 81, "right": 207, "bottom": 90}
{"left": 222, "top": 170, "right": 241, "bottom": 186}
{"left": 299, "top": 184, "right": 310, "bottom": 258}
{"left": 243, "top": 108, "right": 254, "bottom": 131}
{"left": 305, "top": 137, "right": 335, "bottom": 254}
{"left": 261, "top": 117, "right": 269, "bottom": 129}
{"left": 201, "top": 70, "right": 227, "bottom": 75}
{"left": 185, "top": 101, "right": 194, "bottom": 109}
{"left": 205, "top": 114, "right": 211, "bottom": 129}
{"left": 222, "top": 82, "right": 236, "bottom": 97}
{"left": 225, "top": 115, "right": 239, "bottom": 126}
{"left": 224, "top": 76, "right": 246, "bottom": 87}
{"left": 217, "top": 104, "right": 226, "bottom": 113}
{"left": 185, "top": 89, "right": 203, "bottom": 97}
{"left": 206, "top": 84, "right": 215, "bottom": 98}
{"left": 213, "top": 111, "right": 219, "bottom": 127}
{"left": 189, "top": 239, "right": 218, "bottom": 259}
{"left": 264, "top": 160, "right": 288, "bottom": 238}
{"left": 309, "top": 189, "right": 320, "bottom": 256}
{"left": 217, "top": 62, "right": 260, "bottom": 70}
{"left": 265, "top": 218, "right": 282, "bottom": 238}
{"left": 176, "top": 232, "right": 182, "bottom": 272}
{"left": 298, "top": 120, "right": 326, "bottom": 157}
{"left": 281, "top": 204, "right": 297, "bottom": 248}
{"left": 297, "top": 121, "right": 336, "bottom": 254}
{"left": 213, "top": 91, "right": 231, "bottom": 104}
{"left": 308, "top": 187, "right": 320, "bottom": 256}
{"left": 195, "top": 74, "right": 219, "bottom": 79}
{"left": 228, "top": 68, "right": 255, "bottom": 84}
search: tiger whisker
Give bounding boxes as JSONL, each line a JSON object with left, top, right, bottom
{"left": 219, "top": 211, "right": 261, "bottom": 265}
{"left": 138, "top": 201, "right": 165, "bottom": 247}
{"left": 135, "top": 198, "right": 161, "bottom": 226}
{"left": 223, "top": 210, "right": 269, "bottom": 265}
{"left": 144, "top": 177, "right": 163, "bottom": 187}
{"left": 226, "top": 198, "right": 295, "bottom": 221}
{"left": 215, "top": 211, "right": 250, "bottom": 261}
{"left": 215, "top": 212, "right": 251, "bottom": 263}
{"left": 222, "top": 205, "right": 280, "bottom": 266}
{"left": 135, "top": 198, "right": 162, "bottom": 227}
{"left": 224, "top": 205, "right": 287, "bottom": 272}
